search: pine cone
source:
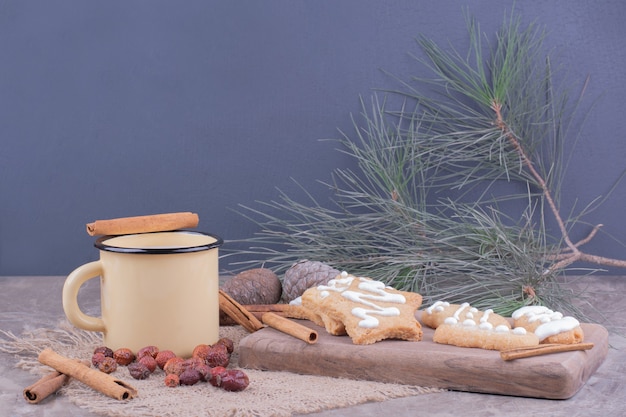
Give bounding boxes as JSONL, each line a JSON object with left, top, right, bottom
{"left": 282, "top": 260, "right": 340, "bottom": 302}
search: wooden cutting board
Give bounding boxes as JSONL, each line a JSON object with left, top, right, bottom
{"left": 238, "top": 312, "right": 608, "bottom": 399}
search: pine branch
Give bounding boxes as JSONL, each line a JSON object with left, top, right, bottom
{"left": 492, "top": 98, "right": 626, "bottom": 273}
{"left": 224, "top": 10, "right": 621, "bottom": 320}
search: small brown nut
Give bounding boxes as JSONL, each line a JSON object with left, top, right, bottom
{"left": 98, "top": 357, "right": 118, "bottom": 374}
{"left": 93, "top": 346, "right": 114, "bottom": 358}
{"left": 215, "top": 337, "right": 234, "bottom": 354}
{"left": 91, "top": 352, "right": 106, "bottom": 367}
{"left": 138, "top": 355, "right": 158, "bottom": 373}
{"left": 113, "top": 348, "right": 135, "bottom": 366}
{"left": 220, "top": 369, "right": 250, "bottom": 391}
{"left": 179, "top": 368, "right": 201, "bottom": 386}
{"left": 136, "top": 345, "right": 159, "bottom": 359}
{"left": 128, "top": 362, "right": 151, "bottom": 380}
{"left": 155, "top": 350, "right": 176, "bottom": 370}
{"left": 221, "top": 268, "right": 282, "bottom": 305}
{"left": 205, "top": 344, "right": 230, "bottom": 368}
{"left": 164, "top": 374, "right": 180, "bottom": 387}
{"left": 163, "top": 357, "right": 185, "bottom": 376}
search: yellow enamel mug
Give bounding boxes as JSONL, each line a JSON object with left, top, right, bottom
{"left": 62, "top": 231, "right": 223, "bottom": 358}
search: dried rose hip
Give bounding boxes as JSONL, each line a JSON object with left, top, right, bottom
{"left": 220, "top": 369, "right": 249, "bottom": 392}
{"left": 182, "top": 357, "right": 204, "bottom": 373}
{"left": 215, "top": 337, "right": 234, "bottom": 354}
{"left": 138, "top": 355, "right": 158, "bottom": 373}
{"left": 128, "top": 362, "right": 151, "bottom": 380}
{"left": 91, "top": 352, "right": 106, "bottom": 367}
{"left": 179, "top": 368, "right": 201, "bottom": 386}
{"left": 208, "top": 366, "right": 227, "bottom": 387}
{"left": 164, "top": 374, "right": 180, "bottom": 387}
{"left": 195, "top": 363, "right": 211, "bottom": 381}
{"left": 205, "top": 344, "right": 230, "bottom": 368}
{"left": 93, "top": 346, "right": 114, "bottom": 358}
{"left": 163, "top": 357, "right": 185, "bottom": 376}
{"left": 98, "top": 357, "right": 118, "bottom": 374}
{"left": 155, "top": 350, "right": 176, "bottom": 370}
{"left": 192, "top": 344, "right": 211, "bottom": 362}
{"left": 113, "top": 348, "right": 135, "bottom": 366}
{"left": 136, "top": 345, "right": 159, "bottom": 359}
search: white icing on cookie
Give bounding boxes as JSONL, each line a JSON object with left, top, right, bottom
{"left": 512, "top": 305, "right": 579, "bottom": 341}
{"left": 426, "top": 301, "right": 449, "bottom": 314}
{"left": 512, "top": 327, "right": 527, "bottom": 335}
{"left": 478, "top": 309, "right": 494, "bottom": 329}
{"left": 512, "top": 306, "right": 563, "bottom": 323}
{"left": 316, "top": 272, "right": 406, "bottom": 328}
{"left": 317, "top": 273, "right": 355, "bottom": 299}
{"left": 534, "top": 316, "right": 580, "bottom": 341}
{"left": 495, "top": 325, "right": 510, "bottom": 333}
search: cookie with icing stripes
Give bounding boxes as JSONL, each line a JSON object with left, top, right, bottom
{"left": 433, "top": 321, "right": 539, "bottom": 350}
{"left": 512, "top": 306, "right": 584, "bottom": 344}
{"left": 301, "top": 272, "right": 423, "bottom": 345}
{"left": 421, "top": 301, "right": 510, "bottom": 331}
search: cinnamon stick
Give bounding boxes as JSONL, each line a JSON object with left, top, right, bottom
{"left": 221, "top": 310, "right": 267, "bottom": 324}
{"left": 500, "top": 342, "right": 594, "bottom": 361}
{"left": 23, "top": 360, "right": 89, "bottom": 404}
{"left": 220, "top": 305, "right": 293, "bottom": 325}
{"left": 38, "top": 349, "right": 137, "bottom": 400}
{"left": 219, "top": 303, "right": 320, "bottom": 326}
{"left": 262, "top": 312, "right": 318, "bottom": 344}
{"left": 218, "top": 290, "right": 264, "bottom": 333}
{"left": 86, "top": 212, "right": 199, "bottom": 236}
{"left": 240, "top": 304, "right": 293, "bottom": 313}
{"left": 23, "top": 371, "right": 67, "bottom": 404}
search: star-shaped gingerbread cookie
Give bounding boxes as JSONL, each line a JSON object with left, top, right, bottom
{"left": 301, "top": 272, "right": 423, "bottom": 344}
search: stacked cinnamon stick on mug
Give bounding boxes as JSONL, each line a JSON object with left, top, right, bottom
{"left": 86, "top": 212, "right": 199, "bottom": 236}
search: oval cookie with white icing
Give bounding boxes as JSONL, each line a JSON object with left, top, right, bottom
{"left": 433, "top": 322, "right": 539, "bottom": 351}
{"left": 512, "top": 306, "right": 584, "bottom": 344}
{"left": 421, "top": 301, "right": 510, "bottom": 331}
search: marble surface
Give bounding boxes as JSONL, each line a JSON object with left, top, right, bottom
{"left": 1, "top": 275, "right": 625, "bottom": 417}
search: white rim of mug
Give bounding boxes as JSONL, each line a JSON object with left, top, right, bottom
{"left": 94, "top": 230, "right": 223, "bottom": 254}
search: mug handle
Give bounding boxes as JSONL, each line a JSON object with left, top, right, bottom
{"left": 62, "top": 261, "right": 106, "bottom": 333}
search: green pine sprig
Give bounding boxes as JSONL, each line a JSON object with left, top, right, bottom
{"left": 224, "top": 11, "right": 622, "bottom": 319}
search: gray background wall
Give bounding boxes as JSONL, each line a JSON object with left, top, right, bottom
{"left": 1, "top": 1, "right": 625, "bottom": 276}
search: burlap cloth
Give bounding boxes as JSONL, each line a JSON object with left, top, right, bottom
{"left": 0, "top": 321, "right": 442, "bottom": 417}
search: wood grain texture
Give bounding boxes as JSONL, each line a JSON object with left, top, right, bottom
{"left": 238, "top": 312, "right": 608, "bottom": 399}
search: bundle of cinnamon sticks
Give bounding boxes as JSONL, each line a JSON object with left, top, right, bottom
{"left": 23, "top": 360, "right": 89, "bottom": 404}
{"left": 25, "top": 350, "right": 137, "bottom": 404}
{"left": 218, "top": 291, "right": 317, "bottom": 344}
